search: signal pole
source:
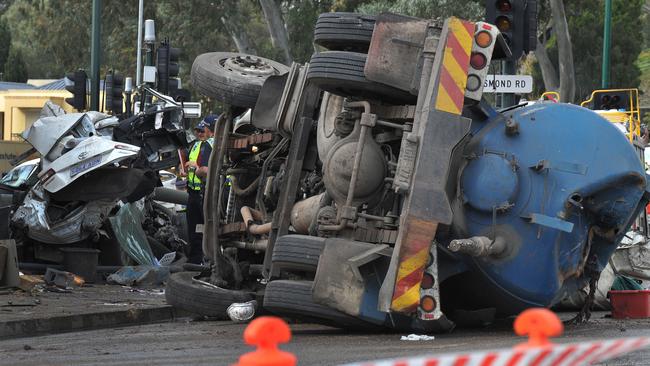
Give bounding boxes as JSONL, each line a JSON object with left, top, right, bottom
{"left": 601, "top": 0, "right": 612, "bottom": 89}
{"left": 90, "top": 0, "right": 102, "bottom": 111}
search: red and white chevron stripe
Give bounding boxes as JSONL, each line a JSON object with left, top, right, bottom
{"left": 340, "top": 337, "right": 650, "bottom": 366}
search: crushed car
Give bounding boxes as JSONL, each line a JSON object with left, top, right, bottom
{"left": 2, "top": 97, "right": 191, "bottom": 267}
{"left": 165, "top": 13, "right": 650, "bottom": 331}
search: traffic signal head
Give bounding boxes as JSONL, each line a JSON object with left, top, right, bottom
{"left": 64, "top": 70, "right": 87, "bottom": 111}
{"left": 157, "top": 41, "right": 181, "bottom": 94}
{"left": 588, "top": 90, "right": 633, "bottom": 111}
{"left": 486, "top": 0, "right": 535, "bottom": 60}
{"left": 105, "top": 71, "right": 124, "bottom": 115}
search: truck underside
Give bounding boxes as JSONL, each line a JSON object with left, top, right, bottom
{"left": 166, "top": 12, "right": 649, "bottom": 331}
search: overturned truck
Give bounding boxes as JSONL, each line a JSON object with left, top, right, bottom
{"left": 166, "top": 13, "right": 649, "bottom": 331}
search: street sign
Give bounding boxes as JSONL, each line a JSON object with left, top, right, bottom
{"left": 483, "top": 75, "right": 533, "bottom": 93}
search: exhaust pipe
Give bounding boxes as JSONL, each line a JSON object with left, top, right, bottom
{"left": 241, "top": 206, "right": 272, "bottom": 235}
{"left": 152, "top": 187, "right": 188, "bottom": 205}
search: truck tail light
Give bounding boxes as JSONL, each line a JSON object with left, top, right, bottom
{"left": 475, "top": 31, "right": 493, "bottom": 48}
{"left": 465, "top": 21, "right": 501, "bottom": 103}
{"left": 421, "top": 296, "right": 436, "bottom": 313}
{"left": 417, "top": 245, "right": 443, "bottom": 321}
{"left": 421, "top": 273, "right": 435, "bottom": 289}
{"left": 470, "top": 53, "right": 487, "bottom": 70}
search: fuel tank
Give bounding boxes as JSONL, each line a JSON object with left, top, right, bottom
{"left": 448, "top": 102, "right": 648, "bottom": 314}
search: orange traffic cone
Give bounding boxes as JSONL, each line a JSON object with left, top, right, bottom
{"left": 233, "top": 316, "right": 297, "bottom": 366}
{"left": 514, "top": 308, "right": 564, "bottom": 349}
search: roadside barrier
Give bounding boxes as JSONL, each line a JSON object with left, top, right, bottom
{"left": 233, "top": 309, "right": 650, "bottom": 366}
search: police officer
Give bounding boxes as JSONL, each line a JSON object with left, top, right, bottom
{"left": 184, "top": 114, "right": 217, "bottom": 264}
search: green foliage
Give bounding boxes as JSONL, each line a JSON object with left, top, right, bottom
{"left": 2, "top": 0, "right": 90, "bottom": 78}
{"left": 4, "top": 45, "right": 27, "bottom": 82}
{"left": 531, "top": 0, "right": 645, "bottom": 101}
{"left": 0, "top": 18, "right": 9, "bottom": 76}
{"left": 357, "top": 0, "right": 483, "bottom": 21}
{"left": 638, "top": 49, "right": 650, "bottom": 73}
{"left": 639, "top": 48, "right": 650, "bottom": 106}
{"left": 641, "top": 11, "right": 650, "bottom": 48}
{"left": 331, "top": 0, "right": 372, "bottom": 12}
{"left": 286, "top": 1, "right": 334, "bottom": 63}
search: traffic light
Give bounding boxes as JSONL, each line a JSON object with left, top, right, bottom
{"left": 586, "top": 90, "right": 633, "bottom": 111}
{"left": 156, "top": 40, "right": 181, "bottom": 94}
{"left": 105, "top": 71, "right": 124, "bottom": 115}
{"left": 486, "top": 0, "right": 527, "bottom": 60}
{"left": 523, "top": 0, "right": 538, "bottom": 54}
{"left": 64, "top": 70, "right": 87, "bottom": 111}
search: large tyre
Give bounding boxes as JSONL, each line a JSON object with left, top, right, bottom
{"left": 314, "top": 12, "right": 376, "bottom": 53}
{"left": 165, "top": 272, "right": 254, "bottom": 318}
{"left": 271, "top": 235, "right": 325, "bottom": 272}
{"left": 191, "top": 52, "right": 290, "bottom": 108}
{"left": 263, "top": 280, "right": 373, "bottom": 329}
{"left": 307, "top": 51, "right": 415, "bottom": 104}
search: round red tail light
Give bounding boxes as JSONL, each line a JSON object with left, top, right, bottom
{"left": 470, "top": 52, "right": 487, "bottom": 70}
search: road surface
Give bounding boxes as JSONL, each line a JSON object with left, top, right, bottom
{"left": 0, "top": 313, "right": 648, "bottom": 365}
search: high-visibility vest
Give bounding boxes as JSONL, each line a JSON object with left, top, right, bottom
{"left": 187, "top": 141, "right": 203, "bottom": 191}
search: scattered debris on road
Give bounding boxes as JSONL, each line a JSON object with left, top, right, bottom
{"left": 44, "top": 268, "right": 84, "bottom": 289}
{"left": 400, "top": 334, "right": 435, "bottom": 341}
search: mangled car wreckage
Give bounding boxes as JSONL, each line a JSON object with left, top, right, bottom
{"left": 3, "top": 97, "right": 191, "bottom": 267}
{"left": 164, "top": 13, "right": 650, "bottom": 331}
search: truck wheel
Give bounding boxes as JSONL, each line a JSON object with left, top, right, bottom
{"left": 191, "top": 52, "right": 290, "bottom": 108}
{"left": 165, "top": 272, "right": 255, "bottom": 318}
{"left": 307, "top": 51, "right": 415, "bottom": 104}
{"left": 263, "top": 280, "right": 375, "bottom": 329}
{"left": 314, "top": 12, "right": 376, "bottom": 53}
{"left": 271, "top": 235, "right": 325, "bottom": 272}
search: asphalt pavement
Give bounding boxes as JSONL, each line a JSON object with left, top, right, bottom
{"left": 0, "top": 284, "right": 176, "bottom": 339}
{"left": 0, "top": 313, "right": 648, "bottom": 365}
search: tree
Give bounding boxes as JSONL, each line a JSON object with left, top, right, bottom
{"left": 0, "top": 18, "right": 10, "bottom": 78}
{"left": 259, "top": 0, "right": 292, "bottom": 64}
{"left": 550, "top": 0, "right": 575, "bottom": 102}
{"left": 533, "top": 0, "right": 645, "bottom": 102}
{"left": 1, "top": 0, "right": 90, "bottom": 78}
{"left": 285, "top": 1, "right": 336, "bottom": 63}
{"left": 357, "top": 0, "right": 483, "bottom": 21}
{"left": 4, "top": 45, "right": 27, "bottom": 82}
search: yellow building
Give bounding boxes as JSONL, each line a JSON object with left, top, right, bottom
{"left": 0, "top": 79, "right": 76, "bottom": 141}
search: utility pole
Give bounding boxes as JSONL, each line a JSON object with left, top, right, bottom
{"left": 90, "top": 0, "right": 102, "bottom": 111}
{"left": 136, "top": 0, "right": 144, "bottom": 86}
{"left": 601, "top": 0, "right": 612, "bottom": 89}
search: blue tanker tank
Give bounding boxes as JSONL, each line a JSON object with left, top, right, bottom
{"left": 443, "top": 102, "right": 648, "bottom": 315}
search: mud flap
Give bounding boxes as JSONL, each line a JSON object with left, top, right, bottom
{"left": 312, "top": 238, "right": 391, "bottom": 325}
{"left": 364, "top": 13, "right": 433, "bottom": 94}
{"left": 252, "top": 63, "right": 310, "bottom": 136}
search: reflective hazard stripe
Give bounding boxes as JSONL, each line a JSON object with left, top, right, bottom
{"left": 434, "top": 18, "right": 474, "bottom": 115}
{"left": 187, "top": 141, "right": 203, "bottom": 190}
{"left": 390, "top": 218, "right": 437, "bottom": 313}
{"left": 340, "top": 337, "right": 650, "bottom": 366}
